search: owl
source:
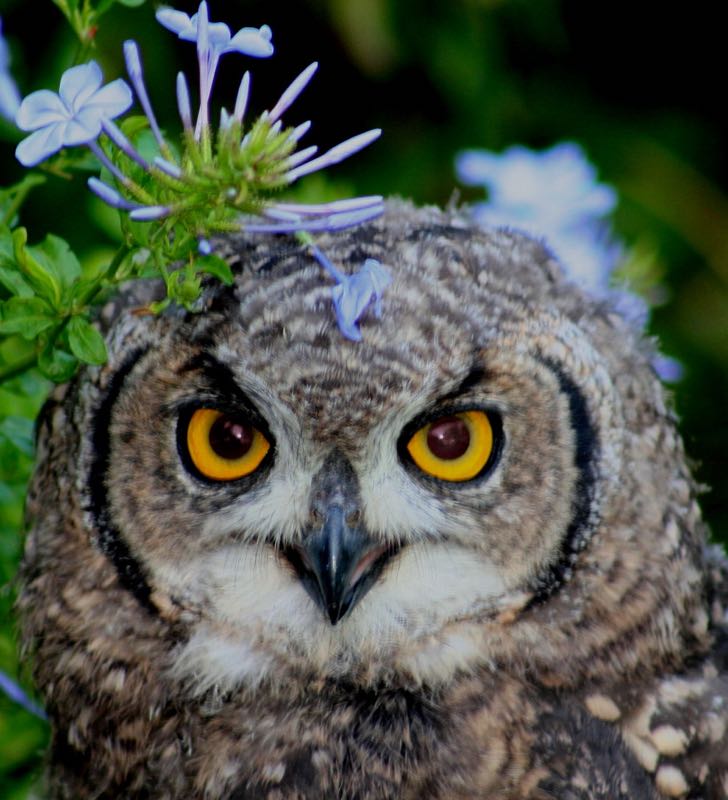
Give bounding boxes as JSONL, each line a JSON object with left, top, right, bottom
{"left": 18, "top": 200, "right": 728, "bottom": 799}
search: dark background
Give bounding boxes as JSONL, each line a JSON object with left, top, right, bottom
{"left": 1, "top": 1, "right": 726, "bottom": 794}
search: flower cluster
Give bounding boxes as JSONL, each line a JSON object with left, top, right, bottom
{"left": 12, "top": 2, "right": 389, "bottom": 339}
{"left": 456, "top": 142, "right": 681, "bottom": 381}
{"left": 0, "top": 17, "right": 20, "bottom": 122}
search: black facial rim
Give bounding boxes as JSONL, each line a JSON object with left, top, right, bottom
{"left": 397, "top": 405, "right": 504, "bottom": 485}
{"left": 86, "top": 346, "right": 157, "bottom": 614}
{"left": 175, "top": 403, "right": 275, "bottom": 487}
{"left": 525, "top": 357, "right": 600, "bottom": 605}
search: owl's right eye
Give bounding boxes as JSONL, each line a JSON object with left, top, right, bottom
{"left": 403, "top": 409, "right": 500, "bottom": 482}
{"left": 183, "top": 408, "right": 271, "bottom": 481}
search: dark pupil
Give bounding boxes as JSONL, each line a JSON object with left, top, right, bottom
{"left": 209, "top": 415, "right": 253, "bottom": 460}
{"left": 426, "top": 416, "right": 470, "bottom": 460}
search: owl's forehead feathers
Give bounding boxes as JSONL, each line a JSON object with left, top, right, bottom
{"left": 189, "top": 204, "right": 582, "bottom": 433}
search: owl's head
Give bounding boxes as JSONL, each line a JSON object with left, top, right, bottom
{"left": 25, "top": 201, "right": 709, "bottom": 699}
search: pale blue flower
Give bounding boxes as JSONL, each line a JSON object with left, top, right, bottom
{"left": 156, "top": 2, "right": 272, "bottom": 140}
{"left": 15, "top": 61, "right": 132, "bottom": 167}
{"left": 156, "top": 3, "right": 273, "bottom": 58}
{"left": 456, "top": 142, "right": 619, "bottom": 297}
{"left": 0, "top": 17, "right": 21, "bottom": 122}
{"left": 332, "top": 259, "right": 392, "bottom": 340}
{"left": 311, "top": 246, "right": 392, "bottom": 341}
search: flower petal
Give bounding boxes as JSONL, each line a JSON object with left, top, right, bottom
{"left": 176, "top": 71, "right": 193, "bottom": 130}
{"left": 62, "top": 114, "right": 103, "bottom": 145}
{"left": 85, "top": 77, "right": 133, "bottom": 119}
{"left": 330, "top": 259, "right": 392, "bottom": 341}
{"left": 285, "top": 129, "right": 381, "bottom": 182}
{"left": 0, "top": 73, "right": 20, "bottom": 120}
{"left": 87, "top": 177, "right": 140, "bottom": 210}
{"left": 59, "top": 61, "right": 103, "bottom": 110}
{"left": 272, "top": 196, "right": 383, "bottom": 216}
{"left": 204, "top": 20, "right": 232, "bottom": 50}
{"left": 15, "top": 89, "right": 68, "bottom": 131}
{"left": 227, "top": 25, "right": 274, "bottom": 57}
{"left": 0, "top": 669, "right": 47, "bottom": 720}
{"left": 156, "top": 7, "right": 196, "bottom": 40}
{"left": 15, "top": 124, "right": 66, "bottom": 166}
{"left": 268, "top": 62, "right": 317, "bottom": 123}
{"left": 129, "top": 205, "right": 171, "bottom": 221}
{"left": 233, "top": 71, "right": 250, "bottom": 123}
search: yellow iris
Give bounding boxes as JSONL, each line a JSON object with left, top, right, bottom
{"left": 186, "top": 408, "right": 270, "bottom": 481}
{"left": 406, "top": 410, "right": 493, "bottom": 482}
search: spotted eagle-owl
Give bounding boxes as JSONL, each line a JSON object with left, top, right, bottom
{"left": 19, "top": 200, "right": 728, "bottom": 799}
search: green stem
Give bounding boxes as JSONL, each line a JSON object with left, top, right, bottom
{"left": 1, "top": 182, "right": 42, "bottom": 228}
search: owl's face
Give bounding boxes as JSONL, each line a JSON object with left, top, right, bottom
{"left": 74, "top": 203, "right": 695, "bottom": 695}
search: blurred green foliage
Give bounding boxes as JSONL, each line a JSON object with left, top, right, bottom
{"left": 0, "top": 0, "right": 726, "bottom": 794}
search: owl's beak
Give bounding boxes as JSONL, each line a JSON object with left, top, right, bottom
{"left": 284, "top": 506, "right": 392, "bottom": 625}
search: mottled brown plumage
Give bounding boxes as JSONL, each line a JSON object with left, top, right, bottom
{"left": 19, "top": 201, "right": 728, "bottom": 798}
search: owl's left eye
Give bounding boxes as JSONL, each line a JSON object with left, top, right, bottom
{"left": 184, "top": 408, "right": 271, "bottom": 481}
{"left": 405, "top": 410, "right": 496, "bottom": 482}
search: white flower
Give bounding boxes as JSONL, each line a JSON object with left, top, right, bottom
{"left": 15, "top": 61, "right": 132, "bottom": 167}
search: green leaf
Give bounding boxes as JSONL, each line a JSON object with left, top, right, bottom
{"left": 67, "top": 316, "right": 107, "bottom": 365}
{"left": 195, "top": 255, "right": 234, "bottom": 285}
{"left": 31, "top": 235, "right": 82, "bottom": 295}
{"left": 0, "top": 297, "right": 56, "bottom": 339}
{"left": 0, "top": 267, "right": 34, "bottom": 299}
{"left": 37, "top": 343, "right": 77, "bottom": 383}
{"left": 11, "top": 229, "right": 62, "bottom": 308}
{"left": 0, "top": 417, "right": 35, "bottom": 458}
{"left": 0, "top": 229, "right": 34, "bottom": 298}
{"left": 115, "top": 0, "right": 148, "bottom": 8}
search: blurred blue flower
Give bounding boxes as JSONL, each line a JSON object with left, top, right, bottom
{"left": 0, "top": 17, "right": 21, "bottom": 122}
{"left": 651, "top": 354, "right": 684, "bottom": 383}
{"left": 311, "top": 247, "right": 392, "bottom": 341}
{"left": 15, "top": 61, "right": 132, "bottom": 166}
{"left": 0, "top": 668, "right": 46, "bottom": 720}
{"left": 456, "top": 142, "right": 619, "bottom": 297}
{"left": 456, "top": 141, "right": 681, "bottom": 380}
